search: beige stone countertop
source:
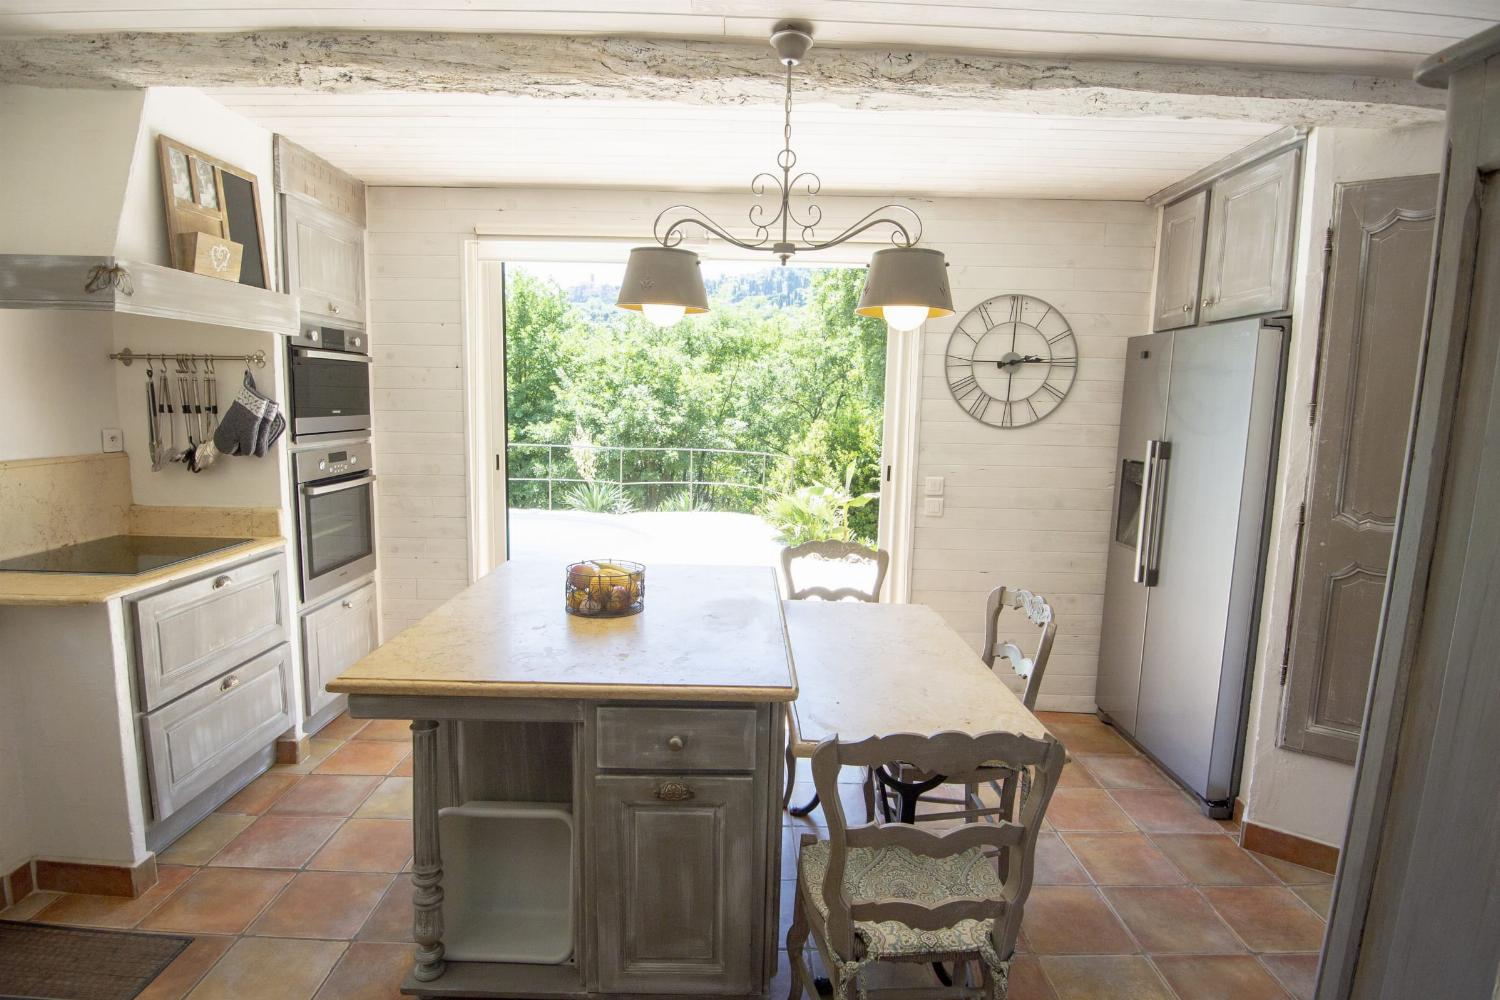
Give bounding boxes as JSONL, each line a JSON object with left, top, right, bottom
{"left": 328, "top": 560, "right": 799, "bottom": 703}
{"left": 0, "top": 537, "right": 286, "bottom": 606}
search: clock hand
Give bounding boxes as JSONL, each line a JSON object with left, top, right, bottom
{"left": 994, "top": 354, "right": 1049, "bottom": 369}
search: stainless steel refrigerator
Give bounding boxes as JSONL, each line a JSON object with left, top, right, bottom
{"left": 1097, "top": 318, "right": 1286, "bottom": 817}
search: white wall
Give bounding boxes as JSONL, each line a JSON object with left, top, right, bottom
{"left": 0, "top": 311, "right": 118, "bottom": 462}
{"left": 1239, "top": 123, "right": 1445, "bottom": 848}
{"left": 366, "top": 186, "right": 1154, "bottom": 710}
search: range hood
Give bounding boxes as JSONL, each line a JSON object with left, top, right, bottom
{"left": 0, "top": 254, "right": 297, "bottom": 336}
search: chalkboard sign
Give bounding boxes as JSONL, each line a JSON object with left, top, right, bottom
{"left": 221, "top": 171, "right": 268, "bottom": 290}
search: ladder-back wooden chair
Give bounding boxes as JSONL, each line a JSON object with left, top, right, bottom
{"left": 873, "top": 587, "right": 1058, "bottom": 826}
{"left": 781, "top": 541, "right": 890, "bottom": 818}
{"left": 786, "top": 730, "right": 1066, "bottom": 1000}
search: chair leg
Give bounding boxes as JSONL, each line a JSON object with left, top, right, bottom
{"left": 862, "top": 767, "right": 876, "bottom": 823}
{"left": 965, "top": 782, "right": 978, "bottom": 823}
{"left": 783, "top": 741, "right": 798, "bottom": 810}
{"left": 785, "top": 874, "right": 811, "bottom": 1000}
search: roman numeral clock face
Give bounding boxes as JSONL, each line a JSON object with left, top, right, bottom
{"left": 945, "top": 293, "right": 1078, "bottom": 427}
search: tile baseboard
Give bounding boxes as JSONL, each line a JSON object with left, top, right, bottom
{"left": 3, "top": 861, "right": 35, "bottom": 907}
{"left": 1241, "top": 821, "right": 1340, "bottom": 875}
{"left": 277, "top": 734, "right": 311, "bottom": 765}
{"left": 34, "top": 855, "right": 158, "bottom": 899}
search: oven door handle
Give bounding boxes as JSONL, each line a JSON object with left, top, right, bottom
{"left": 301, "top": 473, "right": 376, "bottom": 497}
{"left": 294, "top": 348, "right": 372, "bottom": 364}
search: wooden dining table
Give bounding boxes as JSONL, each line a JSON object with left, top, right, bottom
{"left": 781, "top": 599, "right": 1055, "bottom": 815}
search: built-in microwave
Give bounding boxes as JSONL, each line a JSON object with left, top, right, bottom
{"left": 294, "top": 439, "right": 377, "bottom": 603}
{"left": 288, "top": 323, "right": 371, "bottom": 439}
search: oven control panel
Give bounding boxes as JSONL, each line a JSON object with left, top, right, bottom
{"left": 294, "top": 440, "right": 374, "bottom": 484}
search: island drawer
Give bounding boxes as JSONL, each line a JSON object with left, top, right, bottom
{"left": 595, "top": 706, "right": 758, "bottom": 772}
{"left": 132, "top": 552, "right": 289, "bottom": 711}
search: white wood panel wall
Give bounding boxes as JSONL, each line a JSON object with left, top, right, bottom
{"left": 366, "top": 186, "right": 1152, "bottom": 711}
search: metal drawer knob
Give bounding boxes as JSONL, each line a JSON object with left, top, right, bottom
{"left": 329, "top": 302, "right": 340, "bottom": 314}
{"left": 666, "top": 736, "right": 685, "bottom": 752}
{"left": 220, "top": 674, "right": 240, "bottom": 692}
{"left": 342, "top": 600, "right": 354, "bottom": 609}
{"left": 1181, "top": 304, "right": 1191, "bottom": 313}
{"left": 212, "top": 575, "right": 232, "bottom": 589}
{"left": 655, "top": 781, "right": 694, "bottom": 801}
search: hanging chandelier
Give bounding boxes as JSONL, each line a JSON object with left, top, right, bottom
{"left": 616, "top": 21, "right": 954, "bottom": 332}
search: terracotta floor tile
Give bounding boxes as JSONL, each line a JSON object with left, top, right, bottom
{"left": 248, "top": 871, "right": 393, "bottom": 939}
{"left": 271, "top": 774, "right": 383, "bottom": 816}
{"left": 1151, "top": 836, "right": 1278, "bottom": 885}
{"left": 1154, "top": 955, "right": 1294, "bottom": 999}
{"left": 218, "top": 771, "right": 301, "bottom": 815}
{"left": 317, "top": 713, "right": 367, "bottom": 741}
{"left": 1060, "top": 833, "right": 1186, "bottom": 886}
{"left": 1007, "top": 955, "right": 1060, "bottom": 1000}
{"left": 316, "top": 741, "right": 412, "bottom": 776}
{"left": 390, "top": 754, "right": 414, "bottom": 777}
{"left": 356, "top": 879, "right": 415, "bottom": 942}
{"left": 0, "top": 890, "right": 62, "bottom": 921}
{"left": 1033, "top": 829, "right": 1092, "bottom": 885}
{"left": 1043, "top": 789, "right": 1137, "bottom": 832}
{"left": 185, "top": 936, "right": 345, "bottom": 1000}
{"left": 140, "top": 868, "right": 293, "bottom": 935}
{"left": 136, "top": 935, "right": 235, "bottom": 1000}
{"left": 1047, "top": 722, "right": 1137, "bottom": 756}
{"left": 1039, "top": 955, "right": 1174, "bottom": 999}
{"left": 314, "top": 941, "right": 414, "bottom": 1000}
{"left": 1036, "top": 711, "right": 1099, "bottom": 727}
{"left": 1109, "top": 789, "right": 1224, "bottom": 835}
{"left": 1250, "top": 853, "right": 1334, "bottom": 886}
{"left": 1077, "top": 755, "right": 1173, "bottom": 790}
{"left": 158, "top": 813, "right": 255, "bottom": 866}
{"left": 1100, "top": 887, "right": 1244, "bottom": 954}
{"left": 208, "top": 814, "right": 343, "bottom": 869}
{"left": 1290, "top": 883, "right": 1332, "bottom": 918}
{"left": 273, "top": 738, "right": 344, "bottom": 776}
{"left": 34, "top": 865, "right": 193, "bottom": 928}
{"left": 1259, "top": 953, "right": 1320, "bottom": 1000}
{"left": 352, "top": 719, "right": 413, "bottom": 742}
{"left": 309, "top": 819, "right": 413, "bottom": 873}
{"left": 1020, "top": 886, "right": 1136, "bottom": 955}
{"left": 1056, "top": 762, "right": 1099, "bottom": 789}
{"left": 1200, "top": 887, "right": 1328, "bottom": 953}
{"left": 355, "top": 777, "right": 413, "bottom": 820}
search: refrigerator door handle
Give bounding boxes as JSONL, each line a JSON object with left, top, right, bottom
{"left": 1133, "top": 439, "right": 1161, "bottom": 585}
{"left": 1141, "top": 440, "right": 1172, "bottom": 586}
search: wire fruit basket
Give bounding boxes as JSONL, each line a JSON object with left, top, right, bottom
{"left": 565, "top": 560, "right": 645, "bottom": 618}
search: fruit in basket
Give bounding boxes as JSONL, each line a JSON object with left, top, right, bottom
{"left": 606, "top": 584, "right": 631, "bottom": 612}
{"left": 568, "top": 561, "right": 601, "bottom": 590}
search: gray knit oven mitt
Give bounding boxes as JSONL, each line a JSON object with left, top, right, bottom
{"left": 214, "top": 370, "right": 286, "bottom": 457}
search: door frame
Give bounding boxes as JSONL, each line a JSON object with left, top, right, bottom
{"left": 462, "top": 237, "right": 919, "bottom": 594}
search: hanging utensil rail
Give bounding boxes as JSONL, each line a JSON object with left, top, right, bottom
{"left": 108, "top": 347, "right": 267, "bottom": 368}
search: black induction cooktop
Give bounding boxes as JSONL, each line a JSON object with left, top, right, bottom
{"left": 0, "top": 535, "right": 253, "bottom": 575}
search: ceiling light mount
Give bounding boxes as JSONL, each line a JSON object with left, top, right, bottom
{"left": 618, "top": 21, "right": 953, "bottom": 329}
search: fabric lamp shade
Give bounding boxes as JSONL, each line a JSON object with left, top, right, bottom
{"left": 856, "top": 247, "right": 955, "bottom": 327}
{"left": 616, "top": 246, "right": 711, "bottom": 317}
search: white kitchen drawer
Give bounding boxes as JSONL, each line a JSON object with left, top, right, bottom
{"left": 301, "top": 580, "right": 378, "bottom": 718}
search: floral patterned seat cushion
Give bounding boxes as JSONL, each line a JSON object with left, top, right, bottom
{"left": 798, "top": 840, "right": 1001, "bottom": 959}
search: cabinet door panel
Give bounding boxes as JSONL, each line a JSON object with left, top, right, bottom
{"left": 1202, "top": 148, "right": 1300, "bottom": 322}
{"left": 1152, "top": 191, "right": 1208, "bottom": 331}
{"left": 301, "top": 582, "right": 378, "bottom": 717}
{"left": 284, "top": 195, "right": 365, "bottom": 325}
{"left": 594, "top": 774, "right": 756, "bottom": 994}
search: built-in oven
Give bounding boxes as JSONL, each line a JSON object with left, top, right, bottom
{"left": 294, "top": 439, "right": 377, "bottom": 603}
{"left": 288, "top": 323, "right": 371, "bottom": 439}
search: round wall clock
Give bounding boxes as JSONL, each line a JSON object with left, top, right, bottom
{"left": 944, "top": 293, "right": 1079, "bottom": 427}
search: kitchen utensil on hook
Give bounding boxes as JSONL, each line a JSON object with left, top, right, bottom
{"left": 146, "top": 363, "right": 162, "bottom": 472}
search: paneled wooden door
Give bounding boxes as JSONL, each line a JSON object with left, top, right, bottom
{"left": 1280, "top": 174, "right": 1438, "bottom": 762}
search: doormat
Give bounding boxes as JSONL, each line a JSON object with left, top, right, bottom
{"left": 0, "top": 921, "right": 191, "bottom": 1000}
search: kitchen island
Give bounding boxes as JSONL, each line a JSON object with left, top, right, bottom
{"left": 327, "top": 560, "right": 798, "bottom": 999}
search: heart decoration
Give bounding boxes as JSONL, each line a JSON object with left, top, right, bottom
{"left": 209, "top": 243, "right": 232, "bottom": 271}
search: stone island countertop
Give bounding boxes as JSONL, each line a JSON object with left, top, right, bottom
{"left": 327, "top": 560, "right": 799, "bottom": 703}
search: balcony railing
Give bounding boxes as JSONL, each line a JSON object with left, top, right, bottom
{"left": 506, "top": 442, "right": 792, "bottom": 512}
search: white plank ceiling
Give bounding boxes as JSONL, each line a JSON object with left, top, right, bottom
{"left": 208, "top": 90, "right": 1282, "bottom": 198}
{"left": 1, "top": 1, "right": 1494, "bottom": 76}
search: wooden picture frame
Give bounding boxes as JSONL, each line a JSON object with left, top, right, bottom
{"left": 157, "top": 135, "right": 271, "bottom": 290}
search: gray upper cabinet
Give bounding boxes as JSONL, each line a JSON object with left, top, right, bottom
{"left": 1152, "top": 190, "right": 1208, "bottom": 331}
{"left": 283, "top": 194, "right": 365, "bottom": 326}
{"left": 1201, "top": 148, "right": 1301, "bottom": 323}
{"left": 593, "top": 773, "right": 757, "bottom": 995}
{"left": 301, "top": 581, "right": 378, "bottom": 718}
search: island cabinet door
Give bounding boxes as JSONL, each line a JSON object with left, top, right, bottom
{"left": 593, "top": 773, "right": 757, "bottom": 994}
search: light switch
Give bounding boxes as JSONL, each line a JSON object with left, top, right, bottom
{"left": 101, "top": 428, "right": 124, "bottom": 453}
{"left": 924, "top": 497, "right": 945, "bottom": 516}
{"left": 924, "top": 476, "right": 945, "bottom": 496}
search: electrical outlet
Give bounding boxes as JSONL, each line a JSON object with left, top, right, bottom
{"left": 101, "top": 428, "right": 124, "bottom": 453}
{"left": 924, "top": 476, "right": 945, "bottom": 496}
{"left": 923, "top": 497, "right": 945, "bottom": 517}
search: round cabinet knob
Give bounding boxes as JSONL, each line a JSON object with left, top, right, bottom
{"left": 1182, "top": 304, "right": 1191, "bottom": 313}
{"left": 666, "top": 736, "right": 685, "bottom": 752}
{"left": 341, "top": 600, "right": 354, "bottom": 609}
{"left": 212, "top": 575, "right": 232, "bottom": 589}
{"left": 329, "top": 303, "right": 340, "bottom": 314}
{"left": 220, "top": 674, "right": 239, "bottom": 691}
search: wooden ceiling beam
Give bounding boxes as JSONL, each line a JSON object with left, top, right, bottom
{"left": 0, "top": 31, "right": 1444, "bottom": 127}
